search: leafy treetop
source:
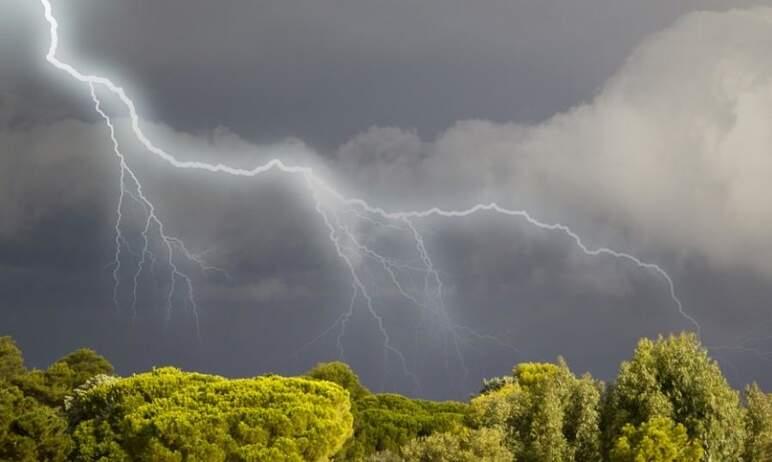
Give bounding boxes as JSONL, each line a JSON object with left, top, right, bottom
{"left": 66, "top": 367, "right": 353, "bottom": 462}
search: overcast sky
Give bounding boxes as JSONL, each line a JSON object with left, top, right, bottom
{"left": 2, "top": 0, "right": 772, "bottom": 399}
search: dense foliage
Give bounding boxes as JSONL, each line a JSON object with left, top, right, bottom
{"left": 399, "top": 426, "right": 512, "bottom": 462}
{"left": 744, "top": 383, "right": 772, "bottom": 461}
{"left": 308, "top": 362, "right": 370, "bottom": 402}
{"left": 0, "top": 337, "right": 25, "bottom": 380}
{"left": 467, "top": 360, "right": 602, "bottom": 461}
{"left": 0, "top": 382, "right": 72, "bottom": 461}
{"left": 602, "top": 333, "right": 746, "bottom": 460}
{"left": 0, "top": 337, "right": 112, "bottom": 461}
{"left": 66, "top": 367, "right": 353, "bottom": 461}
{"left": 306, "top": 362, "right": 469, "bottom": 460}
{"left": 609, "top": 416, "right": 703, "bottom": 462}
{"left": 0, "top": 333, "right": 770, "bottom": 461}
{"left": 14, "top": 348, "right": 114, "bottom": 408}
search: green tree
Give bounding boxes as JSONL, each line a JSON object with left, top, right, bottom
{"left": 744, "top": 383, "right": 772, "bottom": 461}
{"left": 54, "top": 348, "right": 114, "bottom": 387}
{"left": 308, "top": 361, "right": 371, "bottom": 401}
{"left": 506, "top": 361, "right": 602, "bottom": 462}
{"left": 565, "top": 373, "right": 605, "bottom": 462}
{"left": 603, "top": 333, "right": 745, "bottom": 461}
{"left": 610, "top": 416, "right": 703, "bottom": 462}
{"left": 470, "top": 360, "right": 601, "bottom": 462}
{"left": 400, "top": 426, "right": 512, "bottom": 462}
{"left": 0, "top": 382, "right": 72, "bottom": 461}
{"left": 468, "top": 379, "right": 519, "bottom": 430}
{"left": 13, "top": 348, "right": 113, "bottom": 408}
{"left": 306, "top": 363, "right": 469, "bottom": 461}
{"left": 0, "top": 336, "right": 25, "bottom": 381}
{"left": 67, "top": 367, "right": 354, "bottom": 462}
{"left": 335, "top": 393, "right": 469, "bottom": 460}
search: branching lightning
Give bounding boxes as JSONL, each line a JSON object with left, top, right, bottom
{"left": 88, "top": 82, "right": 203, "bottom": 335}
{"left": 38, "top": 0, "right": 702, "bottom": 388}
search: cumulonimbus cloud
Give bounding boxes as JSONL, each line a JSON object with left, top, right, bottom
{"left": 334, "top": 8, "right": 772, "bottom": 276}
{"left": 4, "top": 7, "right": 772, "bottom": 282}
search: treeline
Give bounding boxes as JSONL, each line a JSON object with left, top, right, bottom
{"left": 0, "top": 333, "right": 770, "bottom": 461}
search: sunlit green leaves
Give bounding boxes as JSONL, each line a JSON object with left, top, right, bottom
{"left": 67, "top": 367, "right": 353, "bottom": 462}
{"left": 610, "top": 416, "right": 703, "bottom": 462}
{"left": 603, "top": 333, "right": 746, "bottom": 461}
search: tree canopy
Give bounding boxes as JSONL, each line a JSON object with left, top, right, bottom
{"left": 0, "top": 382, "right": 72, "bottom": 462}
{"left": 468, "top": 360, "right": 602, "bottom": 462}
{"left": 0, "top": 332, "right": 769, "bottom": 461}
{"left": 399, "top": 426, "right": 512, "bottom": 462}
{"left": 609, "top": 416, "right": 703, "bottom": 462}
{"left": 602, "top": 333, "right": 746, "bottom": 461}
{"left": 0, "top": 337, "right": 25, "bottom": 381}
{"left": 66, "top": 367, "right": 353, "bottom": 462}
{"left": 307, "top": 362, "right": 469, "bottom": 460}
{"left": 13, "top": 348, "right": 113, "bottom": 408}
{"left": 0, "top": 338, "right": 114, "bottom": 461}
{"left": 308, "top": 361, "right": 370, "bottom": 402}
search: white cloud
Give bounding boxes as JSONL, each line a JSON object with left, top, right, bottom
{"left": 334, "top": 8, "right": 772, "bottom": 276}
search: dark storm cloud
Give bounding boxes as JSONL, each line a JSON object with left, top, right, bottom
{"left": 1, "top": 0, "right": 772, "bottom": 399}
{"left": 13, "top": 0, "right": 770, "bottom": 147}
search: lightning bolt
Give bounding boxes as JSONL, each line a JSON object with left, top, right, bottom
{"left": 37, "top": 0, "right": 702, "bottom": 388}
{"left": 88, "top": 83, "right": 202, "bottom": 334}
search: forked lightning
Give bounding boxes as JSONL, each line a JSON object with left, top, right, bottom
{"left": 37, "top": 0, "right": 701, "bottom": 387}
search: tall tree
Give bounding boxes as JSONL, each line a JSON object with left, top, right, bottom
{"left": 603, "top": 333, "right": 746, "bottom": 461}
{"left": 470, "top": 360, "right": 602, "bottom": 462}
{"left": 508, "top": 361, "right": 602, "bottom": 462}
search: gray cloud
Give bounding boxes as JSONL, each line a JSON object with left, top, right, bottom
{"left": 9, "top": 0, "right": 770, "bottom": 146}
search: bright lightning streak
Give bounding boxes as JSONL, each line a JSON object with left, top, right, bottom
{"left": 38, "top": 0, "right": 701, "bottom": 387}
{"left": 88, "top": 83, "right": 201, "bottom": 334}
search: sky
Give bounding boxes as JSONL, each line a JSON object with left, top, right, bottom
{"left": 2, "top": 0, "right": 772, "bottom": 399}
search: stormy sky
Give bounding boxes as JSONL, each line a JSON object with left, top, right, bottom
{"left": 2, "top": 0, "right": 772, "bottom": 399}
